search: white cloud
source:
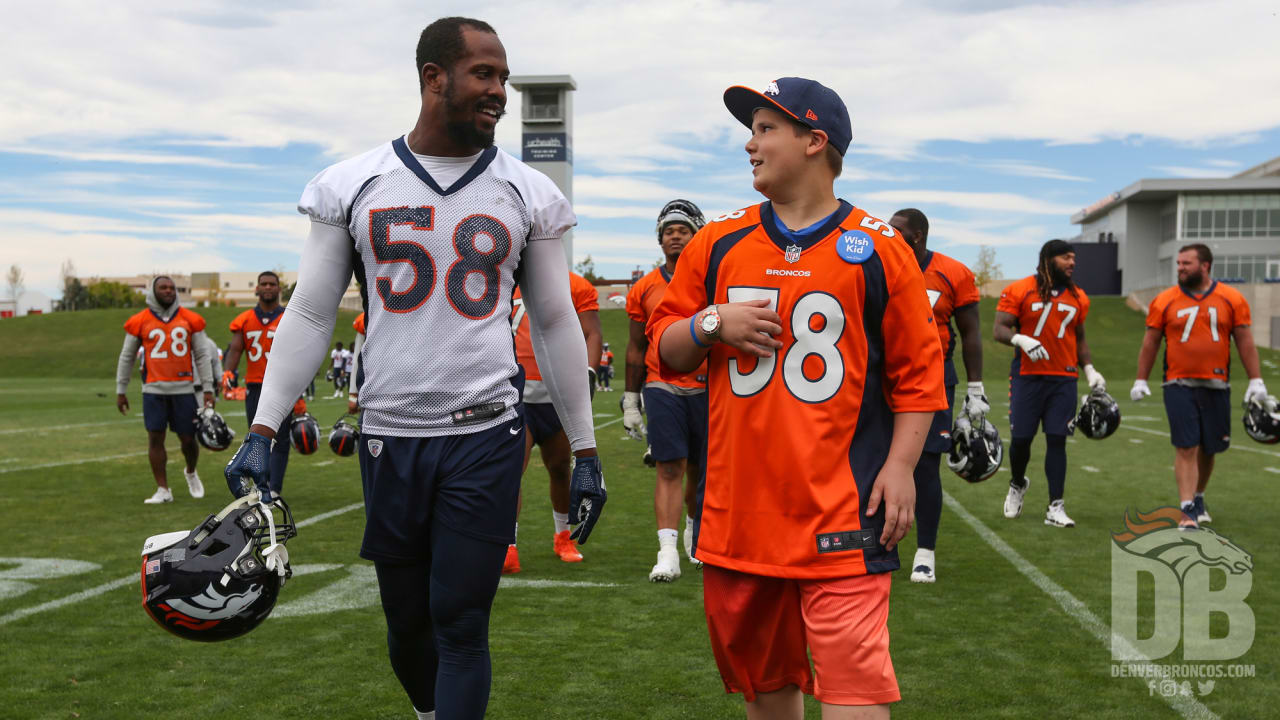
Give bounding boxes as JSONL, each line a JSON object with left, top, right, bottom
{"left": 1152, "top": 165, "right": 1238, "bottom": 179}
{"left": 0, "top": 146, "right": 262, "bottom": 169}
{"left": 859, "top": 190, "right": 1078, "bottom": 216}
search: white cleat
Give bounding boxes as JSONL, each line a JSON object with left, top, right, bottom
{"left": 184, "top": 469, "right": 205, "bottom": 499}
{"left": 910, "top": 548, "right": 936, "bottom": 583}
{"left": 1003, "top": 478, "right": 1029, "bottom": 519}
{"left": 648, "top": 547, "right": 681, "bottom": 583}
{"left": 1044, "top": 499, "right": 1075, "bottom": 528}
{"left": 144, "top": 487, "right": 174, "bottom": 504}
{"left": 683, "top": 524, "right": 703, "bottom": 569}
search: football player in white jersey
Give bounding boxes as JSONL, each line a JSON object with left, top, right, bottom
{"left": 225, "top": 17, "right": 605, "bottom": 720}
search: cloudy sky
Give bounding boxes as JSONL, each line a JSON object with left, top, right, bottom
{"left": 3, "top": 0, "right": 1279, "bottom": 298}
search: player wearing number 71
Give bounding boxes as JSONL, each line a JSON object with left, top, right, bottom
{"left": 221, "top": 16, "right": 602, "bottom": 719}
{"left": 651, "top": 76, "right": 945, "bottom": 717}
{"left": 993, "top": 239, "right": 1103, "bottom": 528}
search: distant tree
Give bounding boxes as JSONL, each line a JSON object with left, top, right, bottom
{"left": 574, "top": 255, "right": 603, "bottom": 284}
{"left": 282, "top": 281, "right": 297, "bottom": 304}
{"left": 84, "top": 280, "right": 146, "bottom": 309}
{"left": 57, "top": 260, "right": 86, "bottom": 311}
{"left": 6, "top": 264, "right": 24, "bottom": 302}
{"left": 972, "top": 245, "right": 1003, "bottom": 290}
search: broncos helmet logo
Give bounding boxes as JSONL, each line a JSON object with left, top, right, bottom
{"left": 1112, "top": 507, "right": 1252, "bottom": 580}
{"left": 166, "top": 582, "right": 264, "bottom": 621}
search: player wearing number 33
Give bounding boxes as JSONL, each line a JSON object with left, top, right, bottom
{"left": 116, "top": 275, "right": 215, "bottom": 505}
{"left": 994, "top": 239, "right": 1102, "bottom": 528}
{"left": 221, "top": 17, "right": 602, "bottom": 720}
{"left": 651, "top": 77, "right": 946, "bottom": 716}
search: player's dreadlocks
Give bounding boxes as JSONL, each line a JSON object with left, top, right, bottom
{"left": 1035, "top": 239, "right": 1078, "bottom": 303}
{"left": 416, "top": 17, "right": 497, "bottom": 91}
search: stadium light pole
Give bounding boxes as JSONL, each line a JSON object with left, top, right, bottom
{"left": 509, "top": 74, "right": 576, "bottom": 270}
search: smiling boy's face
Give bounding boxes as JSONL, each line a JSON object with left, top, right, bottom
{"left": 745, "top": 107, "right": 814, "bottom": 198}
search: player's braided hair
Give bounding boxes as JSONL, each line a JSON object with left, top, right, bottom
{"left": 1036, "top": 239, "right": 1078, "bottom": 303}
{"left": 416, "top": 17, "right": 497, "bottom": 92}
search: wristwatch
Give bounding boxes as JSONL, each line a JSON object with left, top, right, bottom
{"left": 699, "top": 305, "right": 722, "bottom": 343}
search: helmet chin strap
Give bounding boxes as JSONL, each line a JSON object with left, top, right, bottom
{"left": 256, "top": 496, "right": 291, "bottom": 581}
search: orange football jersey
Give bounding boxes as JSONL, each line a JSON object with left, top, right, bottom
{"left": 648, "top": 201, "right": 946, "bottom": 579}
{"left": 1146, "top": 282, "right": 1251, "bottom": 382}
{"left": 922, "top": 251, "right": 980, "bottom": 385}
{"left": 627, "top": 266, "right": 707, "bottom": 388}
{"left": 229, "top": 307, "right": 285, "bottom": 384}
{"left": 123, "top": 308, "right": 208, "bottom": 384}
{"left": 996, "top": 276, "right": 1090, "bottom": 377}
{"left": 353, "top": 312, "right": 366, "bottom": 336}
{"left": 511, "top": 271, "right": 598, "bottom": 382}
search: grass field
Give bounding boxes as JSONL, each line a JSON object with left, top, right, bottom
{"left": 0, "top": 298, "right": 1277, "bottom": 719}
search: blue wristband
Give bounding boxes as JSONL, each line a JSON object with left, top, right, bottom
{"left": 689, "top": 315, "right": 710, "bottom": 348}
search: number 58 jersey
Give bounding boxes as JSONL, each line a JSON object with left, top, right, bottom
{"left": 647, "top": 201, "right": 946, "bottom": 579}
{"left": 299, "top": 137, "right": 576, "bottom": 436}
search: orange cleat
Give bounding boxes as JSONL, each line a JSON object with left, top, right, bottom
{"left": 553, "top": 530, "right": 583, "bottom": 563}
{"left": 502, "top": 544, "right": 521, "bottom": 574}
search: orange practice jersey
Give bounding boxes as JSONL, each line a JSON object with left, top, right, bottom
{"left": 511, "top": 271, "right": 598, "bottom": 381}
{"left": 1146, "top": 282, "right": 1250, "bottom": 382}
{"left": 921, "top": 251, "right": 980, "bottom": 385}
{"left": 353, "top": 312, "right": 366, "bottom": 336}
{"left": 628, "top": 266, "right": 707, "bottom": 388}
{"left": 600, "top": 350, "right": 613, "bottom": 367}
{"left": 647, "top": 201, "right": 946, "bottom": 579}
{"left": 996, "top": 276, "right": 1090, "bottom": 377}
{"left": 123, "top": 308, "right": 207, "bottom": 384}
{"left": 228, "top": 307, "right": 285, "bottom": 384}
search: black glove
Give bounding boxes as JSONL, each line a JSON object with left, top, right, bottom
{"left": 568, "top": 455, "right": 606, "bottom": 544}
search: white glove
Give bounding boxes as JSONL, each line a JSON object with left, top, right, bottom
{"left": 1245, "top": 378, "right": 1269, "bottom": 406}
{"left": 1130, "top": 379, "right": 1151, "bottom": 402}
{"left": 622, "top": 391, "right": 645, "bottom": 441}
{"left": 965, "top": 381, "right": 989, "bottom": 420}
{"left": 1083, "top": 364, "right": 1106, "bottom": 392}
{"left": 1011, "top": 333, "right": 1049, "bottom": 362}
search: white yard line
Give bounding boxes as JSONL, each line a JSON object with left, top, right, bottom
{"left": 0, "top": 452, "right": 148, "bottom": 475}
{"left": 942, "top": 491, "right": 1218, "bottom": 720}
{"left": 0, "top": 411, "right": 248, "bottom": 436}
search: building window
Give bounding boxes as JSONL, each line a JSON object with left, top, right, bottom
{"left": 525, "top": 89, "right": 561, "bottom": 120}
{"left": 1183, "top": 193, "right": 1280, "bottom": 238}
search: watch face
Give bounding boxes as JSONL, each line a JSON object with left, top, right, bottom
{"left": 701, "top": 312, "right": 719, "bottom": 333}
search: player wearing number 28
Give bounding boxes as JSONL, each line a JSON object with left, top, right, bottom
{"left": 994, "top": 239, "right": 1103, "bottom": 528}
{"left": 651, "top": 77, "right": 945, "bottom": 717}
{"left": 220, "top": 17, "right": 602, "bottom": 720}
{"left": 116, "top": 275, "right": 215, "bottom": 504}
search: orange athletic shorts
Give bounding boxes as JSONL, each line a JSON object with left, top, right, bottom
{"left": 702, "top": 564, "right": 899, "bottom": 706}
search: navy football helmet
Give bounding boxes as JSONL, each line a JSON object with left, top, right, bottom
{"left": 656, "top": 199, "right": 706, "bottom": 239}
{"left": 1071, "top": 389, "right": 1121, "bottom": 440}
{"left": 947, "top": 399, "right": 1004, "bottom": 483}
{"left": 290, "top": 413, "right": 320, "bottom": 455}
{"left": 195, "top": 407, "right": 235, "bottom": 451}
{"left": 1243, "top": 395, "right": 1280, "bottom": 444}
{"left": 141, "top": 490, "right": 295, "bottom": 642}
{"left": 328, "top": 414, "right": 360, "bottom": 457}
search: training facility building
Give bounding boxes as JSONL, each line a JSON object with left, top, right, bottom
{"left": 1069, "top": 155, "right": 1280, "bottom": 348}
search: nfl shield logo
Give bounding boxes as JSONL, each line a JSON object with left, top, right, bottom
{"left": 784, "top": 244, "right": 802, "bottom": 263}
{"left": 367, "top": 439, "right": 383, "bottom": 458}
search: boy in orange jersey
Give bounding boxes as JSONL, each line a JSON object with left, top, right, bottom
{"left": 504, "top": 270, "right": 603, "bottom": 571}
{"left": 224, "top": 271, "right": 293, "bottom": 496}
{"left": 651, "top": 77, "right": 945, "bottom": 718}
{"left": 627, "top": 199, "right": 710, "bottom": 582}
{"left": 994, "top": 240, "right": 1105, "bottom": 528}
{"left": 116, "top": 276, "right": 215, "bottom": 504}
{"left": 1131, "top": 244, "right": 1267, "bottom": 529}
{"left": 889, "top": 208, "right": 984, "bottom": 584}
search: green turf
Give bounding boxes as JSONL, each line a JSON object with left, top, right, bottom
{"left": 0, "top": 300, "right": 1276, "bottom": 718}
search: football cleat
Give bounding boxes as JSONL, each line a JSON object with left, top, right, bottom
{"left": 1003, "top": 478, "right": 1028, "bottom": 519}
{"left": 289, "top": 413, "right": 320, "bottom": 455}
{"left": 141, "top": 490, "right": 295, "bottom": 642}
{"left": 1044, "top": 500, "right": 1075, "bottom": 528}
{"left": 683, "top": 523, "right": 702, "bottom": 568}
{"left": 553, "top": 530, "right": 583, "bottom": 563}
{"left": 1242, "top": 394, "right": 1280, "bottom": 444}
{"left": 642, "top": 445, "right": 655, "bottom": 468}
{"left": 144, "top": 486, "right": 174, "bottom": 505}
{"left": 195, "top": 407, "right": 235, "bottom": 452}
{"left": 1070, "top": 389, "right": 1121, "bottom": 440}
{"left": 502, "top": 545, "right": 521, "bottom": 574}
{"left": 947, "top": 402, "right": 1004, "bottom": 483}
{"left": 648, "top": 546, "right": 681, "bottom": 583}
{"left": 328, "top": 414, "right": 360, "bottom": 457}
{"left": 1193, "top": 496, "right": 1212, "bottom": 524}
{"left": 183, "top": 469, "right": 205, "bottom": 500}
{"left": 910, "top": 548, "right": 935, "bottom": 583}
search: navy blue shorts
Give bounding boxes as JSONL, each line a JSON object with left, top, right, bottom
{"left": 524, "top": 402, "right": 563, "bottom": 446}
{"left": 142, "top": 393, "right": 197, "bottom": 435}
{"left": 923, "top": 385, "right": 956, "bottom": 454}
{"left": 1009, "top": 375, "right": 1078, "bottom": 439}
{"left": 358, "top": 407, "right": 526, "bottom": 563}
{"left": 1163, "top": 384, "right": 1231, "bottom": 454}
{"left": 643, "top": 387, "right": 707, "bottom": 464}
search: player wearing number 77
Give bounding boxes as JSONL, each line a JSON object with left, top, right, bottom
{"left": 221, "top": 17, "right": 602, "bottom": 720}
{"left": 116, "top": 275, "right": 215, "bottom": 504}
{"left": 651, "top": 76, "right": 946, "bottom": 717}
{"left": 1131, "top": 243, "right": 1265, "bottom": 529}
{"left": 993, "top": 239, "right": 1102, "bottom": 528}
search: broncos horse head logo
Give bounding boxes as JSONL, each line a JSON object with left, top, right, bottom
{"left": 1112, "top": 507, "right": 1252, "bottom": 581}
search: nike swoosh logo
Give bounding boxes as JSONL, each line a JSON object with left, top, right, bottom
{"left": 509, "top": 424, "right": 523, "bottom": 435}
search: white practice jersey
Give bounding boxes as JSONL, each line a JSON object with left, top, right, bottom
{"left": 340, "top": 348, "right": 354, "bottom": 371}
{"left": 299, "top": 137, "right": 576, "bottom": 436}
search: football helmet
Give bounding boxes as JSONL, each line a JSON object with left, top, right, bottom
{"left": 1070, "top": 389, "right": 1121, "bottom": 439}
{"left": 1243, "top": 394, "right": 1280, "bottom": 444}
{"left": 656, "top": 199, "right": 706, "bottom": 239}
{"left": 141, "top": 490, "right": 295, "bottom": 642}
{"left": 947, "top": 399, "right": 1004, "bottom": 483}
{"left": 290, "top": 413, "right": 320, "bottom": 455}
{"left": 328, "top": 414, "right": 360, "bottom": 456}
{"left": 195, "top": 407, "right": 235, "bottom": 451}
